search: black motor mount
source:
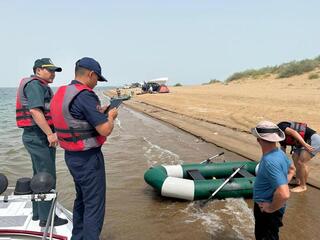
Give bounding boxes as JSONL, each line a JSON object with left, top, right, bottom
{"left": 14, "top": 177, "right": 32, "bottom": 195}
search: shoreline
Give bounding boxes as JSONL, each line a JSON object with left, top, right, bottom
{"left": 124, "top": 99, "right": 320, "bottom": 189}
{"left": 106, "top": 86, "right": 320, "bottom": 189}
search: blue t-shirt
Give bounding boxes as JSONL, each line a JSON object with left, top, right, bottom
{"left": 66, "top": 80, "right": 108, "bottom": 154}
{"left": 253, "top": 148, "right": 291, "bottom": 208}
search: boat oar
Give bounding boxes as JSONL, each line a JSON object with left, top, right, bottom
{"left": 200, "top": 152, "right": 224, "bottom": 164}
{"left": 199, "top": 164, "right": 245, "bottom": 207}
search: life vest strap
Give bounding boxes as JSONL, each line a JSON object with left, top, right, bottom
{"left": 58, "top": 132, "right": 99, "bottom": 142}
{"left": 16, "top": 108, "right": 29, "bottom": 113}
{"left": 16, "top": 115, "right": 52, "bottom": 120}
{"left": 16, "top": 108, "right": 50, "bottom": 113}
{"left": 54, "top": 127, "right": 97, "bottom": 134}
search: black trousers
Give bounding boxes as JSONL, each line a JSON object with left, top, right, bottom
{"left": 254, "top": 202, "right": 284, "bottom": 240}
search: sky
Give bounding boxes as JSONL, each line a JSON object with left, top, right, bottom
{"left": 0, "top": 0, "right": 320, "bottom": 87}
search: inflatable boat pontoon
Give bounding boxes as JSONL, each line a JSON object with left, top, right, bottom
{"left": 144, "top": 161, "right": 257, "bottom": 201}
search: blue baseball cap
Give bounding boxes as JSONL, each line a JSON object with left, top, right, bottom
{"left": 76, "top": 57, "right": 107, "bottom": 82}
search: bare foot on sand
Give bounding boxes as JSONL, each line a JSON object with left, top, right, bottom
{"left": 289, "top": 179, "right": 301, "bottom": 186}
{"left": 290, "top": 186, "right": 307, "bottom": 193}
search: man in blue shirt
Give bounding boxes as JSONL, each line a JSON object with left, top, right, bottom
{"left": 251, "top": 121, "right": 295, "bottom": 240}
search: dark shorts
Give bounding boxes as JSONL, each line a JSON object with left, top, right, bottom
{"left": 254, "top": 202, "right": 284, "bottom": 240}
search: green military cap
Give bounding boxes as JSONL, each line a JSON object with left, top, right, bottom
{"left": 33, "top": 58, "right": 62, "bottom": 72}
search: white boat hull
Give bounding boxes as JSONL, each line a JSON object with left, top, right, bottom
{"left": 0, "top": 195, "right": 72, "bottom": 239}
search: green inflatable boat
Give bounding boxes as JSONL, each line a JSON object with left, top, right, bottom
{"left": 144, "top": 161, "right": 258, "bottom": 201}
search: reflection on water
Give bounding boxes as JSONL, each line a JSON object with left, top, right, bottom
{"left": 0, "top": 88, "right": 319, "bottom": 240}
{"left": 143, "top": 137, "right": 183, "bottom": 166}
{"left": 182, "top": 199, "right": 254, "bottom": 240}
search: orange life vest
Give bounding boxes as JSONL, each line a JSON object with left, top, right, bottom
{"left": 50, "top": 84, "right": 106, "bottom": 151}
{"left": 285, "top": 121, "right": 307, "bottom": 146}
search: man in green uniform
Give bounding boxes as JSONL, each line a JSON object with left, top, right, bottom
{"left": 16, "top": 58, "right": 67, "bottom": 226}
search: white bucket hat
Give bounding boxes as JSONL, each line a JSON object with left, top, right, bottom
{"left": 251, "top": 120, "right": 285, "bottom": 142}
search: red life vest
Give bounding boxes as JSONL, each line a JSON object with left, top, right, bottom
{"left": 50, "top": 84, "right": 106, "bottom": 151}
{"left": 16, "top": 76, "right": 53, "bottom": 128}
{"left": 285, "top": 121, "right": 307, "bottom": 146}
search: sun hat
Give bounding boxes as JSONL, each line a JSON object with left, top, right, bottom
{"left": 251, "top": 120, "right": 285, "bottom": 142}
{"left": 76, "top": 57, "right": 107, "bottom": 82}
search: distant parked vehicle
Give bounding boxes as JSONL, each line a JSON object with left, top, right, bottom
{"left": 141, "top": 82, "right": 170, "bottom": 94}
{"left": 130, "top": 82, "right": 141, "bottom": 88}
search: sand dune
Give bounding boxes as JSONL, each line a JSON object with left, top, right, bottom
{"left": 133, "top": 73, "right": 320, "bottom": 132}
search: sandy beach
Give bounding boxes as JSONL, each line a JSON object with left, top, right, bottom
{"left": 109, "top": 70, "right": 320, "bottom": 188}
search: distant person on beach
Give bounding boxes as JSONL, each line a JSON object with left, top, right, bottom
{"left": 142, "top": 81, "right": 148, "bottom": 93}
{"left": 116, "top": 88, "right": 121, "bottom": 97}
{"left": 251, "top": 121, "right": 295, "bottom": 240}
{"left": 50, "top": 57, "right": 118, "bottom": 239}
{"left": 148, "top": 85, "right": 153, "bottom": 93}
{"left": 16, "top": 58, "right": 68, "bottom": 227}
{"left": 277, "top": 121, "right": 320, "bottom": 192}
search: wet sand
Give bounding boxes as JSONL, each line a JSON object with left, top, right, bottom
{"left": 109, "top": 72, "right": 320, "bottom": 188}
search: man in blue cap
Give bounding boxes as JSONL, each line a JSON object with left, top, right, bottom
{"left": 50, "top": 57, "right": 118, "bottom": 239}
{"left": 16, "top": 58, "right": 68, "bottom": 227}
